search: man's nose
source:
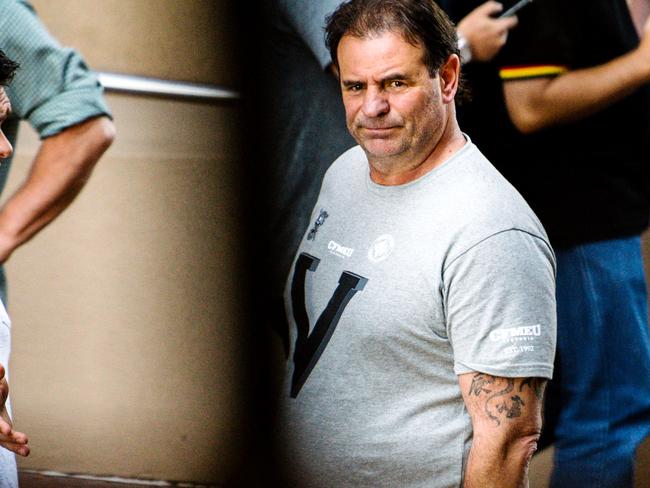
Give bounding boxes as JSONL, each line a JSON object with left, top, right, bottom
{"left": 362, "top": 88, "right": 389, "bottom": 118}
{"left": 0, "top": 132, "right": 12, "bottom": 160}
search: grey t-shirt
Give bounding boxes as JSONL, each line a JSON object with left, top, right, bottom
{"left": 278, "top": 140, "right": 556, "bottom": 487}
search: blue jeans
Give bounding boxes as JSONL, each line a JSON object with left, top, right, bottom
{"left": 541, "top": 236, "right": 650, "bottom": 487}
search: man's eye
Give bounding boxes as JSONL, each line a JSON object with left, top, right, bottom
{"left": 389, "top": 80, "right": 405, "bottom": 88}
{"left": 348, "top": 84, "right": 363, "bottom": 92}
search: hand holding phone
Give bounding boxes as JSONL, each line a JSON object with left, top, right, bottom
{"left": 457, "top": 1, "right": 521, "bottom": 63}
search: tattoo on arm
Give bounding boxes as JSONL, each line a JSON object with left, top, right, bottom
{"left": 468, "top": 373, "right": 544, "bottom": 426}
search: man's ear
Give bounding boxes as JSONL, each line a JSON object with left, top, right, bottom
{"left": 439, "top": 54, "right": 460, "bottom": 103}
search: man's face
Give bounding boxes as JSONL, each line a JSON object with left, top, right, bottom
{"left": 0, "top": 88, "right": 12, "bottom": 160}
{"left": 338, "top": 31, "right": 447, "bottom": 172}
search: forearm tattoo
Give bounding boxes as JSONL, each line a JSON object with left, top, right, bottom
{"left": 468, "top": 373, "right": 545, "bottom": 426}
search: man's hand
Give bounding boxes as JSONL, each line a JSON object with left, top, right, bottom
{"left": 0, "top": 365, "right": 28, "bottom": 457}
{"left": 457, "top": 1, "right": 518, "bottom": 63}
{"left": 459, "top": 372, "right": 545, "bottom": 488}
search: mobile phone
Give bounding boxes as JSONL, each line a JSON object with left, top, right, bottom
{"left": 499, "top": 0, "right": 533, "bottom": 18}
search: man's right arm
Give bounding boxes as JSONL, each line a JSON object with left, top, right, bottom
{"left": 503, "top": 15, "right": 650, "bottom": 133}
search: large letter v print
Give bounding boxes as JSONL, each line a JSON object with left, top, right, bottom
{"left": 290, "top": 252, "right": 368, "bottom": 398}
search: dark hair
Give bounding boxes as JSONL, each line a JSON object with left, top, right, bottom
{"left": 0, "top": 49, "right": 19, "bottom": 86}
{"left": 325, "top": 0, "right": 459, "bottom": 78}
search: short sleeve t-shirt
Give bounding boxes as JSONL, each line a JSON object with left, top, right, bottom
{"left": 277, "top": 140, "right": 556, "bottom": 487}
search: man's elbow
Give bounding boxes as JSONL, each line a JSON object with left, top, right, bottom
{"left": 79, "top": 116, "right": 116, "bottom": 170}
{"left": 476, "top": 420, "right": 542, "bottom": 463}
{"left": 509, "top": 430, "right": 542, "bottom": 464}
{"left": 94, "top": 116, "right": 116, "bottom": 152}
{"left": 503, "top": 78, "right": 557, "bottom": 134}
{"left": 62, "top": 116, "right": 116, "bottom": 176}
{"left": 507, "top": 108, "right": 546, "bottom": 135}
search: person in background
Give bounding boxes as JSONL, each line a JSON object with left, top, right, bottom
{"left": 0, "top": 0, "right": 115, "bottom": 305}
{"left": 452, "top": 0, "right": 650, "bottom": 486}
{"left": 0, "top": 46, "right": 33, "bottom": 488}
{"left": 0, "top": 2, "right": 114, "bottom": 485}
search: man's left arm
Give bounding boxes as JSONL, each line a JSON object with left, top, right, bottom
{"left": 0, "top": 115, "right": 115, "bottom": 262}
{"left": 444, "top": 230, "right": 555, "bottom": 486}
{"left": 0, "top": 0, "right": 115, "bottom": 263}
{"left": 459, "top": 373, "right": 546, "bottom": 488}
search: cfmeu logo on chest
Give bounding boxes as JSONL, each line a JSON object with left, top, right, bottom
{"left": 328, "top": 240, "right": 354, "bottom": 258}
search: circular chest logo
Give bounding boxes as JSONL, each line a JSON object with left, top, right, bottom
{"left": 368, "top": 234, "right": 395, "bottom": 263}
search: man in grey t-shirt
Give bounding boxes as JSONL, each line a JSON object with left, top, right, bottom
{"left": 276, "top": 1, "right": 556, "bottom": 487}
{"left": 261, "top": 0, "right": 518, "bottom": 318}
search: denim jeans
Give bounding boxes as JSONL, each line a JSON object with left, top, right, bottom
{"left": 541, "top": 235, "right": 650, "bottom": 487}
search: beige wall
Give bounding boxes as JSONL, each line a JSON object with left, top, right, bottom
{"left": 4, "top": 0, "right": 247, "bottom": 484}
{"left": 9, "top": 96, "right": 246, "bottom": 484}
{"left": 30, "top": 0, "right": 239, "bottom": 86}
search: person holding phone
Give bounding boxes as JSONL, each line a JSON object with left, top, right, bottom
{"left": 454, "top": 0, "right": 519, "bottom": 63}
{"left": 453, "top": 0, "right": 650, "bottom": 486}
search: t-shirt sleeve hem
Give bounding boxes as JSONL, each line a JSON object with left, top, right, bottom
{"left": 454, "top": 359, "right": 553, "bottom": 380}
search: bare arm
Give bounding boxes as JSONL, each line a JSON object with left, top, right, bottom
{"left": 459, "top": 372, "right": 546, "bottom": 488}
{"left": 503, "top": 16, "right": 650, "bottom": 133}
{"left": 0, "top": 116, "right": 115, "bottom": 262}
